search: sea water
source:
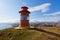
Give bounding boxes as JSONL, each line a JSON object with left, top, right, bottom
{"left": 0, "top": 23, "right": 12, "bottom": 30}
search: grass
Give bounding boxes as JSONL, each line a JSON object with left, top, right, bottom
{"left": 0, "top": 28, "right": 42, "bottom": 40}
{"left": 0, "top": 27, "right": 60, "bottom": 40}
{"left": 40, "top": 27, "right": 60, "bottom": 34}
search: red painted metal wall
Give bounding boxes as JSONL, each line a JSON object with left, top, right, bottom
{"left": 19, "top": 6, "right": 30, "bottom": 27}
{"left": 20, "top": 20, "right": 29, "bottom": 27}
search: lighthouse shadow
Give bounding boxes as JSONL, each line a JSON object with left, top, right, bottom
{"left": 28, "top": 28, "right": 60, "bottom": 37}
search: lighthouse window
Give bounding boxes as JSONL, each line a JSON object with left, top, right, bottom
{"left": 21, "top": 15, "right": 29, "bottom": 20}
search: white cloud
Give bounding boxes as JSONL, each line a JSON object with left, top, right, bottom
{"left": 30, "top": 16, "right": 59, "bottom": 22}
{"left": 29, "top": 3, "right": 51, "bottom": 13}
{"left": 0, "top": 19, "right": 19, "bottom": 23}
{"left": 44, "top": 11, "right": 60, "bottom": 16}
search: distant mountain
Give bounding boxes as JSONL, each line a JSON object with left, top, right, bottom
{"left": 30, "top": 21, "right": 58, "bottom": 26}
{"left": 57, "top": 21, "right": 60, "bottom": 24}
{"left": 0, "top": 21, "right": 60, "bottom": 30}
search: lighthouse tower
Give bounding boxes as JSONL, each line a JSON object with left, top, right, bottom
{"left": 19, "top": 6, "right": 30, "bottom": 29}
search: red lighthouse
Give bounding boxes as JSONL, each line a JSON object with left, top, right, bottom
{"left": 19, "top": 6, "right": 30, "bottom": 29}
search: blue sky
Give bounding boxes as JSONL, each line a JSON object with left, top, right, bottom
{"left": 0, "top": 0, "right": 60, "bottom": 23}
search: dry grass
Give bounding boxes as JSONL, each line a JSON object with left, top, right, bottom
{"left": 0, "top": 27, "right": 60, "bottom": 40}
{"left": 40, "top": 27, "right": 60, "bottom": 34}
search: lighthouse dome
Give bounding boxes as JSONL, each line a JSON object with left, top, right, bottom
{"left": 21, "top": 6, "right": 28, "bottom": 9}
